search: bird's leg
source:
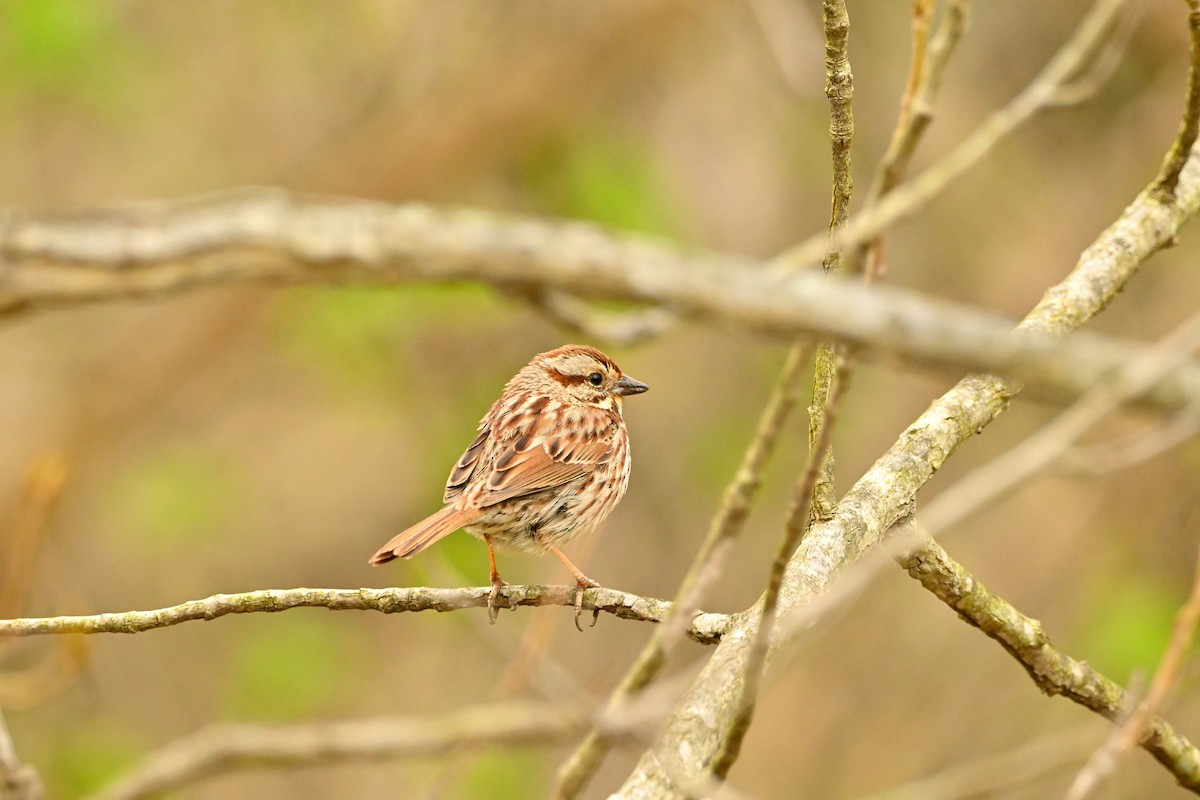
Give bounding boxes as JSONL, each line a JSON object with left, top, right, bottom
{"left": 550, "top": 546, "right": 601, "bottom": 631}
{"left": 485, "top": 534, "right": 508, "bottom": 624}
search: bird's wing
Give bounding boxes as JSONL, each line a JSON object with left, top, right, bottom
{"left": 475, "top": 417, "right": 616, "bottom": 508}
{"left": 444, "top": 425, "right": 491, "bottom": 503}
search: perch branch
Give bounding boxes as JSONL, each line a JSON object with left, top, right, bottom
{"left": 0, "top": 586, "right": 731, "bottom": 646}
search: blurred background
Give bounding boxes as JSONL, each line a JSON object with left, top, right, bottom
{"left": 1, "top": 1, "right": 1199, "bottom": 797}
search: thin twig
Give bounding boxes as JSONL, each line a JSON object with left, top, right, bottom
{"left": 0, "top": 709, "right": 42, "bottom": 800}
{"left": 0, "top": 585, "right": 730, "bottom": 644}
{"left": 83, "top": 701, "right": 608, "bottom": 800}
{"left": 860, "top": 0, "right": 971, "bottom": 282}
{"left": 1058, "top": 403, "right": 1200, "bottom": 474}
{"left": 514, "top": 286, "right": 676, "bottom": 347}
{"left": 1154, "top": 0, "right": 1200, "bottom": 200}
{"left": 713, "top": 359, "right": 851, "bottom": 779}
{"left": 771, "top": 0, "right": 1130, "bottom": 275}
{"left": 917, "top": 310, "right": 1200, "bottom": 539}
{"left": 1066, "top": 525, "right": 1200, "bottom": 799}
{"left": 1, "top": 455, "right": 68, "bottom": 617}
{"left": 806, "top": 0, "right": 854, "bottom": 525}
{"left": 861, "top": 725, "right": 1100, "bottom": 800}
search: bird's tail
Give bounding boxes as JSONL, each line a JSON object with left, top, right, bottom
{"left": 369, "top": 505, "right": 478, "bottom": 565}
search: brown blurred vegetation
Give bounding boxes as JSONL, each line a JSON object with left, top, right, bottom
{"left": 1, "top": 1, "right": 1199, "bottom": 797}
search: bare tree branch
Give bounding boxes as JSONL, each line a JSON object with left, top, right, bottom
{"left": 1154, "top": 0, "right": 1200, "bottom": 200}
{"left": 1, "top": 454, "right": 68, "bottom": 618}
{"left": 0, "top": 585, "right": 731, "bottom": 645}
{"left": 0, "top": 709, "right": 42, "bottom": 800}
{"left": 916, "top": 310, "right": 1200, "bottom": 539}
{"left": 714, "top": 356, "right": 850, "bottom": 779}
{"left": 805, "top": 0, "right": 855, "bottom": 525}
{"left": 4, "top": 190, "right": 1200, "bottom": 415}
{"left": 612, "top": 7, "right": 1200, "bottom": 798}
{"left": 880, "top": 311, "right": 1200, "bottom": 794}
{"left": 862, "top": 725, "right": 1099, "bottom": 800}
{"left": 771, "top": 0, "right": 1131, "bottom": 274}
{"left": 1067, "top": 523, "right": 1200, "bottom": 798}
{"left": 508, "top": 286, "right": 676, "bottom": 347}
{"left": 901, "top": 536, "right": 1200, "bottom": 792}
{"left": 1058, "top": 403, "right": 1200, "bottom": 473}
{"left": 84, "top": 701, "right": 602, "bottom": 800}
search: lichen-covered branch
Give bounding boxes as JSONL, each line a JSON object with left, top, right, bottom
{"left": 806, "top": 0, "right": 855, "bottom": 525}
{"left": 1153, "top": 0, "right": 1200, "bottom": 201}
{"left": 901, "top": 539, "right": 1200, "bottom": 791}
{"left": 0, "top": 585, "right": 730, "bottom": 645}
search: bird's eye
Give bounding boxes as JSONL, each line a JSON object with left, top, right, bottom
{"left": 587, "top": 372, "right": 603, "bottom": 386}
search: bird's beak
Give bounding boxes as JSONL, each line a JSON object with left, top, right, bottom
{"left": 613, "top": 375, "right": 649, "bottom": 396}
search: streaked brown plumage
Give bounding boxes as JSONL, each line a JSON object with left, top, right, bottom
{"left": 369, "top": 344, "right": 648, "bottom": 627}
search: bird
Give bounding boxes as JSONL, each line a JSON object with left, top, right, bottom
{"left": 369, "top": 344, "right": 648, "bottom": 628}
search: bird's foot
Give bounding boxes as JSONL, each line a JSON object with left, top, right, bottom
{"left": 573, "top": 575, "right": 602, "bottom": 632}
{"left": 488, "top": 577, "right": 510, "bottom": 625}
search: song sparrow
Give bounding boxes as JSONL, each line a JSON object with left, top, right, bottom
{"left": 369, "top": 344, "right": 648, "bottom": 628}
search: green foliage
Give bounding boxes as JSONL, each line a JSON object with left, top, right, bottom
{"left": 436, "top": 528, "right": 490, "bottom": 582}
{"left": 48, "top": 723, "right": 143, "bottom": 797}
{"left": 271, "top": 285, "right": 502, "bottom": 392}
{"left": 104, "top": 447, "right": 242, "bottom": 552}
{"left": 518, "top": 131, "right": 680, "bottom": 236}
{"left": 1078, "top": 574, "right": 1179, "bottom": 683}
{"left": 455, "top": 749, "right": 542, "bottom": 800}
{"left": 224, "top": 616, "right": 359, "bottom": 721}
{"left": 0, "top": 0, "right": 130, "bottom": 101}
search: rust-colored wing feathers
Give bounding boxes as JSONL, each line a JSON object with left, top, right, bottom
{"left": 370, "top": 412, "right": 618, "bottom": 565}
{"left": 477, "top": 428, "right": 613, "bottom": 508}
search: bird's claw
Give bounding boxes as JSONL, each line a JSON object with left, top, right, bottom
{"left": 488, "top": 579, "right": 509, "bottom": 625}
{"left": 572, "top": 577, "right": 602, "bottom": 632}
